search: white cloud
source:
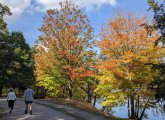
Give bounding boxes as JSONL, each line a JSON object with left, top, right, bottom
{"left": 0, "top": 0, "right": 116, "bottom": 22}
{"left": 76, "top": 0, "right": 116, "bottom": 9}
{"left": 0, "top": 0, "right": 32, "bottom": 22}
{"left": 34, "top": 0, "right": 61, "bottom": 11}
{"left": 34, "top": 0, "right": 117, "bottom": 11}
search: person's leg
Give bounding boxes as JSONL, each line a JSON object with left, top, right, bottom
{"left": 25, "top": 101, "right": 28, "bottom": 114}
{"left": 8, "top": 100, "right": 13, "bottom": 113}
{"left": 10, "top": 100, "right": 14, "bottom": 109}
{"left": 25, "top": 105, "right": 28, "bottom": 114}
{"left": 29, "top": 102, "right": 32, "bottom": 115}
{"left": 10, "top": 100, "right": 15, "bottom": 113}
{"left": 8, "top": 101, "right": 10, "bottom": 108}
{"left": 29, "top": 104, "right": 32, "bottom": 111}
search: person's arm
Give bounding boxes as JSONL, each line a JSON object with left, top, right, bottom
{"left": 32, "top": 90, "right": 34, "bottom": 96}
{"left": 24, "top": 90, "right": 26, "bottom": 99}
{"left": 14, "top": 92, "right": 16, "bottom": 101}
{"left": 7, "top": 93, "right": 9, "bottom": 102}
{"left": 32, "top": 89, "right": 34, "bottom": 99}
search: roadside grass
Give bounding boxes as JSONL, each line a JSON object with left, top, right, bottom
{"left": 43, "top": 98, "right": 127, "bottom": 120}
{"left": 0, "top": 107, "right": 3, "bottom": 120}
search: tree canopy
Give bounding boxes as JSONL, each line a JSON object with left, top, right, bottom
{"left": 147, "top": 0, "right": 165, "bottom": 43}
{"left": 34, "top": 1, "right": 95, "bottom": 99}
{"left": 0, "top": 2, "right": 34, "bottom": 96}
{"left": 95, "top": 13, "right": 165, "bottom": 119}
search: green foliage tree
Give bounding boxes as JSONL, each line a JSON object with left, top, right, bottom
{"left": 0, "top": 31, "right": 34, "bottom": 96}
{"left": 0, "top": 3, "right": 11, "bottom": 33}
{"left": 0, "top": 3, "right": 34, "bottom": 96}
{"left": 147, "top": 0, "right": 165, "bottom": 43}
{"left": 0, "top": 3, "right": 11, "bottom": 96}
{"left": 7, "top": 32, "right": 34, "bottom": 91}
{"left": 147, "top": 0, "right": 165, "bottom": 100}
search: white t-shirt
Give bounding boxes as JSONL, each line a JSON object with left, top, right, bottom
{"left": 24, "top": 88, "right": 33, "bottom": 101}
{"left": 7, "top": 92, "right": 16, "bottom": 100}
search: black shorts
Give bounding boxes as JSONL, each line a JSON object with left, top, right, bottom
{"left": 25, "top": 100, "right": 33, "bottom": 105}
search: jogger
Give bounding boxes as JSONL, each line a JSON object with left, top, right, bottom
{"left": 24, "top": 87, "right": 33, "bottom": 115}
{"left": 7, "top": 88, "right": 16, "bottom": 113}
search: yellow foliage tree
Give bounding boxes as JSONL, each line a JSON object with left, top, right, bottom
{"left": 96, "top": 13, "right": 165, "bottom": 119}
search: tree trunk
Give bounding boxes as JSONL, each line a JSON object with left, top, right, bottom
{"left": 66, "top": 75, "right": 72, "bottom": 99}
{"left": 139, "top": 98, "right": 150, "bottom": 120}
{"left": 68, "top": 81, "right": 72, "bottom": 98}
{"left": 36, "top": 87, "right": 39, "bottom": 99}
{"left": 0, "top": 66, "right": 7, "bottom": 97}
{"left": 102, "top": 106, "right": 106, "bottom": 112}
{"left": 136, "top": 95, "right": 140, "bottom": 118}
{"left": 62, "top": 86, "right": 65, "bottom": 98}
{"left": 130, "top": 96, "right": 135, "bottom": 119}
{"left": 61, "top": 84, "right": 67, "bottom": 98}
{"left": 0, "top": 85, "right": 3, "bottom": 97}
{"left": 87, "top": 83, "right": 91, "bottom": 103}
{"left": 93, "top": 95, "right": 97, "bottom": 107}
{"left": 128, "top": 97, "right": 130, "bottom": 118}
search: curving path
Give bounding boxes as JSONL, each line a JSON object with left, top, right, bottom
{"left": 0, "top": 99, "right": 75, "bottom": 120}
{"left": 0, "top": 99, "right": 110, "bottom": 120}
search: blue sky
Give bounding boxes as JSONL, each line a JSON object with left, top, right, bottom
{"left": 0, "top": 0, "right": 155, "bottom": 46}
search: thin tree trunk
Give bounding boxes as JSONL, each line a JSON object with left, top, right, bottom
{"left": 68, "top": 81, "right": 72, "bottom": 98}
{"left": 128, "top": 97, "right": 130, "bottom": 118}
{"left": 135, "top": 97, "right": 138, "bottom": 118}
{"left": 93, "top": 95, "right": 97, "bottom": 107}
{"left": 36, "top": 87, "right": 39, "bottom": 99}
{"left": 66, "top": 75, "right": 73, "bottom": 99}
{"left": 0, "top": 75, "right": 5, "bottom": 97}
{"left": 0, "top": 85, "right": 3, "bottom": 97}
{"left": 136, "top": 95, "right": 140, "bottom": 118}
{"left": 77, "top": 83, "right": 92, "bottom": 102}
{"left": 87, "top": 83, "right": 91, "bottom": 103}
{"left": 0, "top": 65, "right": 7, "bottom": 97}
{"left": 62, "top": 86, "right": 65, "bottom": 98}
{"left": 130, "top": 96, "right": 135, "bottom": 119}
{"left": 102, "top": 106, "right": 106, "bottom": 112}
{"left": 139, "top": 98, "right": 150, "bottom": 120}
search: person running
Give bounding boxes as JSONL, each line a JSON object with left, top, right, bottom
{"left": 24, "top": 87, "right": 33, "bottom": 115}
{"left": 7, "top": 88, "right": 16, "bottom": 113}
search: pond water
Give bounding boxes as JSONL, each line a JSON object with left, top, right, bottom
{"left": 95, "top": 100, "right": 165, "bottom": 120}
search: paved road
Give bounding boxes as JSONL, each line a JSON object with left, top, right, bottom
{"left": 0, "top": 99, "right": 110, "bottom": 120}
{"left": 0, "top": 99, "right": 75, "bottom": 120}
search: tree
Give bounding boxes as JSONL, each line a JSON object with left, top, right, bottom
{"left": 0, "top": 3, "right": 34, "bottom": 96}
{"left": 7, "top": 32, "right": 34, "bottom": 91}
{"left": 34, "top": 1, "right": 95, "bottom": 99}
{"left": 96, "top": 13, "right": 165, "bottom": 119}
{"left": 147, "top": 0, "right": 165, "bottom": 44}
{"left": 0, "top": 3, "right": 11, "bottom": 33}
{"left": 147, "top": 0, "right": 165, "bottom": 101}
{"left": 0, "top": 3, "right": 11, "bottom": 96}
{"left": 0, "top": 31, "right": 34, "bottom": 96}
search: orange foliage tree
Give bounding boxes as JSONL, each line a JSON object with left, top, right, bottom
{"left": 34, "top": 1, "right": 95, "bottom": 99}
{"left": 96, "top": 13, "right": 165, "bottom": 119}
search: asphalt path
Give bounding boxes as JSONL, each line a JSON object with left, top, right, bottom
{"left": 0, "top": 99, "right": 109, "bottom": 120}
{"left": 0, "top": 99, "right": 75, "bottom": 120}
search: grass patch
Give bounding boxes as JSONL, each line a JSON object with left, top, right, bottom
{"left": 42, "top": 98, "right": 127, "bottom": 120}
{"left": 0, "top": 107, "right": 3, "bottom": 120}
